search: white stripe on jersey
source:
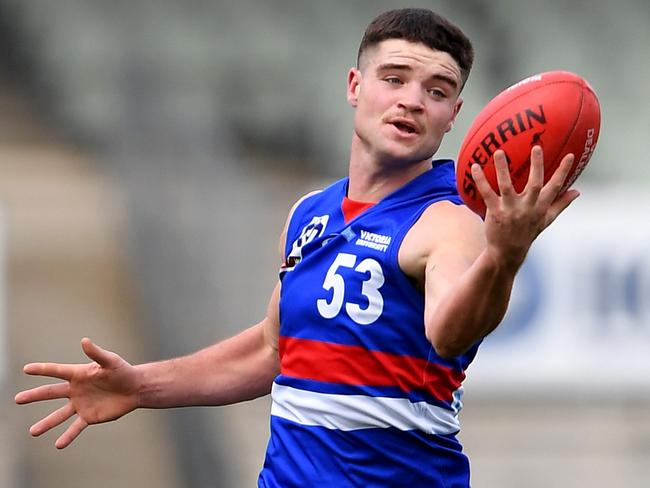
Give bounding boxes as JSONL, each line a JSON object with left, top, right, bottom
{"left": 270, "top": 382, "right": 460, "bottom": 435}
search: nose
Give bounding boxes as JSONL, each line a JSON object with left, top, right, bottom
{"left": 397, "top": 84, "right": 425, "bottom": 112}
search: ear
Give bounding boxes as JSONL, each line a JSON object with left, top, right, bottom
{"left": 347, "top": 68, "right": 362, "bottom": 108}
{"left": 445, "top": 96, "right": 464, "bottom": 133}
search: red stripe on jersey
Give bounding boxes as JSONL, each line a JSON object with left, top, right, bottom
{"left": 279, "top": 336, "right": 464, "bottom": 403}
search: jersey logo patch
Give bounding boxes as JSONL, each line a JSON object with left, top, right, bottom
{"left": 354, "top": 230, "right": 392, "bottom": 253}
{"left": 285, "top": 215, "right": 330, "bottom": 270}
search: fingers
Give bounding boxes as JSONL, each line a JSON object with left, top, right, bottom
{"left": 470, "top": 163, "right": 499, "bottom": 210}
{"left": 22, "top": 339, "right": 120, "bottom": 381}
{"left": 81, "top": 337, "right": 121, "bottom": 368}
{"left": 539, "top": 153, "right": 575, "bottom": 206}
{"left": 493, "top": 150, "right": 515, "bottom": 199}
{"left": 544, "top": 188, "right": 581, "bottom": 228}
{"left": 15, "top": 382, "right": 70, "bottom": 405}
{"left": 55, "top": 416, "right": 88, "bottom": 449}
{"left": 30, "top": 402, "right": 76, "bottom": 437}
{"left": 525, "top": 146, "right": 544, "bottom": 199}
{"left": 25, "top": 400, "right": 88, "bottom": 448}
{"left": 470, "top": 149, "right": 516, "bottom": 213}
{"left": 23, "top": 362, "right": 76, "bottom": 381}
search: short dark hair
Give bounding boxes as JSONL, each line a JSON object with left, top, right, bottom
{"left": 357, "top": 8, "right": 474, "bottom": 88}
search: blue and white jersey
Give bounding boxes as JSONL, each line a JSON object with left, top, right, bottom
{"left": 259, "top": 160, "right": 481, "bottom": 487}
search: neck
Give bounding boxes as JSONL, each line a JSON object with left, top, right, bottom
{"left": 347, "top": 135, "right": 432, "bottom": 202}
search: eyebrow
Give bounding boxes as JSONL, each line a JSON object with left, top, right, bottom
{"left": 376, "top": 63, "right": 459, "bottom": 90}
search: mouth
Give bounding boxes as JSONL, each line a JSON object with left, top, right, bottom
{"left": 389, "top": 118, "right": 420, "bottom": 136}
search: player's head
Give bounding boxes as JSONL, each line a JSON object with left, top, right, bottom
{"left": 347, "top": 9, "right": 474, "bottom": 169}
{"left": 357, "top": 9, "right": 474, "bottom": 90}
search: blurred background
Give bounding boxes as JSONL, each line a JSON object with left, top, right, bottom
{"left": 2, "top": 0, "right": 648, "bottom": 487}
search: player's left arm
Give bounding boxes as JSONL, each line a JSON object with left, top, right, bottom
{"left": 420, "top": 203, "right": 514, "bottom": 358}
{"left": 401, "top": 147, "right": 579, "bottom": 358}
{"left": 400, "top": 200, "right": 497, "bottom": 358}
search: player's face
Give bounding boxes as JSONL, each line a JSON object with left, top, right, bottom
{"left": 347, "top": 39, "right": 463, "bottom": 167}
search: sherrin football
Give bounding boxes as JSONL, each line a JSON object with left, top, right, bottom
{"left": 456, "top": 71, "right": 601, "bottom": 217}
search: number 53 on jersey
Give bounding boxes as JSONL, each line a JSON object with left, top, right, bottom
{"left": 316, "top": 252, "right": 385, "bottom": 325}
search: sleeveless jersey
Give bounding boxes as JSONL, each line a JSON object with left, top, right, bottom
{"left": 258, "top": 160, "right": 481, "bottom": 487}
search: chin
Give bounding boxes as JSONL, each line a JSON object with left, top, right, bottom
{"left": 381, "top": 143, "right": 437, "bottom": 165}
{"left": 380, "top": 150, "right": 435, "bottom": 168}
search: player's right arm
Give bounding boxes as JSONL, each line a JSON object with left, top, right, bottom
{"left": 14, "top": 190, "right": 319, "bottom": 449}
{"left": 136, "top": 284, "right": 281, "bottom": 410}
{"left": 14, "top": 286, "right": 281, "bottom": 449}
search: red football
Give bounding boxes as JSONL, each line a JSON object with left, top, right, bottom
{"left": 456, "top": 71, "right": 601, "bottom": 217}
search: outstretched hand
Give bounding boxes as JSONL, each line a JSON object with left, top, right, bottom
{"left": 471, "top": 146, "right": 580, "bottom": 269}
{"left": 15, "top": 338, "right": 142, "bottom": 449}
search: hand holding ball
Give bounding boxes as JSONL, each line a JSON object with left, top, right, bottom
{"left": 456, "top": 71, "right": 601, "bottom": 217}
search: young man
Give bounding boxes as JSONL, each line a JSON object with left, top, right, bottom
{"left": 16, "top": 9, "right": 578, "bottom": 487}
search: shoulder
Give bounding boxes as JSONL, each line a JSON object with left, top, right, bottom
{"left": 284, "top": 176, "right": 348, "bottom": 225}
{"left": 398, "top": 200, "right": 485, "bottom": 288}
{"left": 278, "top": 189, "right": 323, "bottom": 254}
{"left": 288, "top": 190, "right": 323, "bottom": 219}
